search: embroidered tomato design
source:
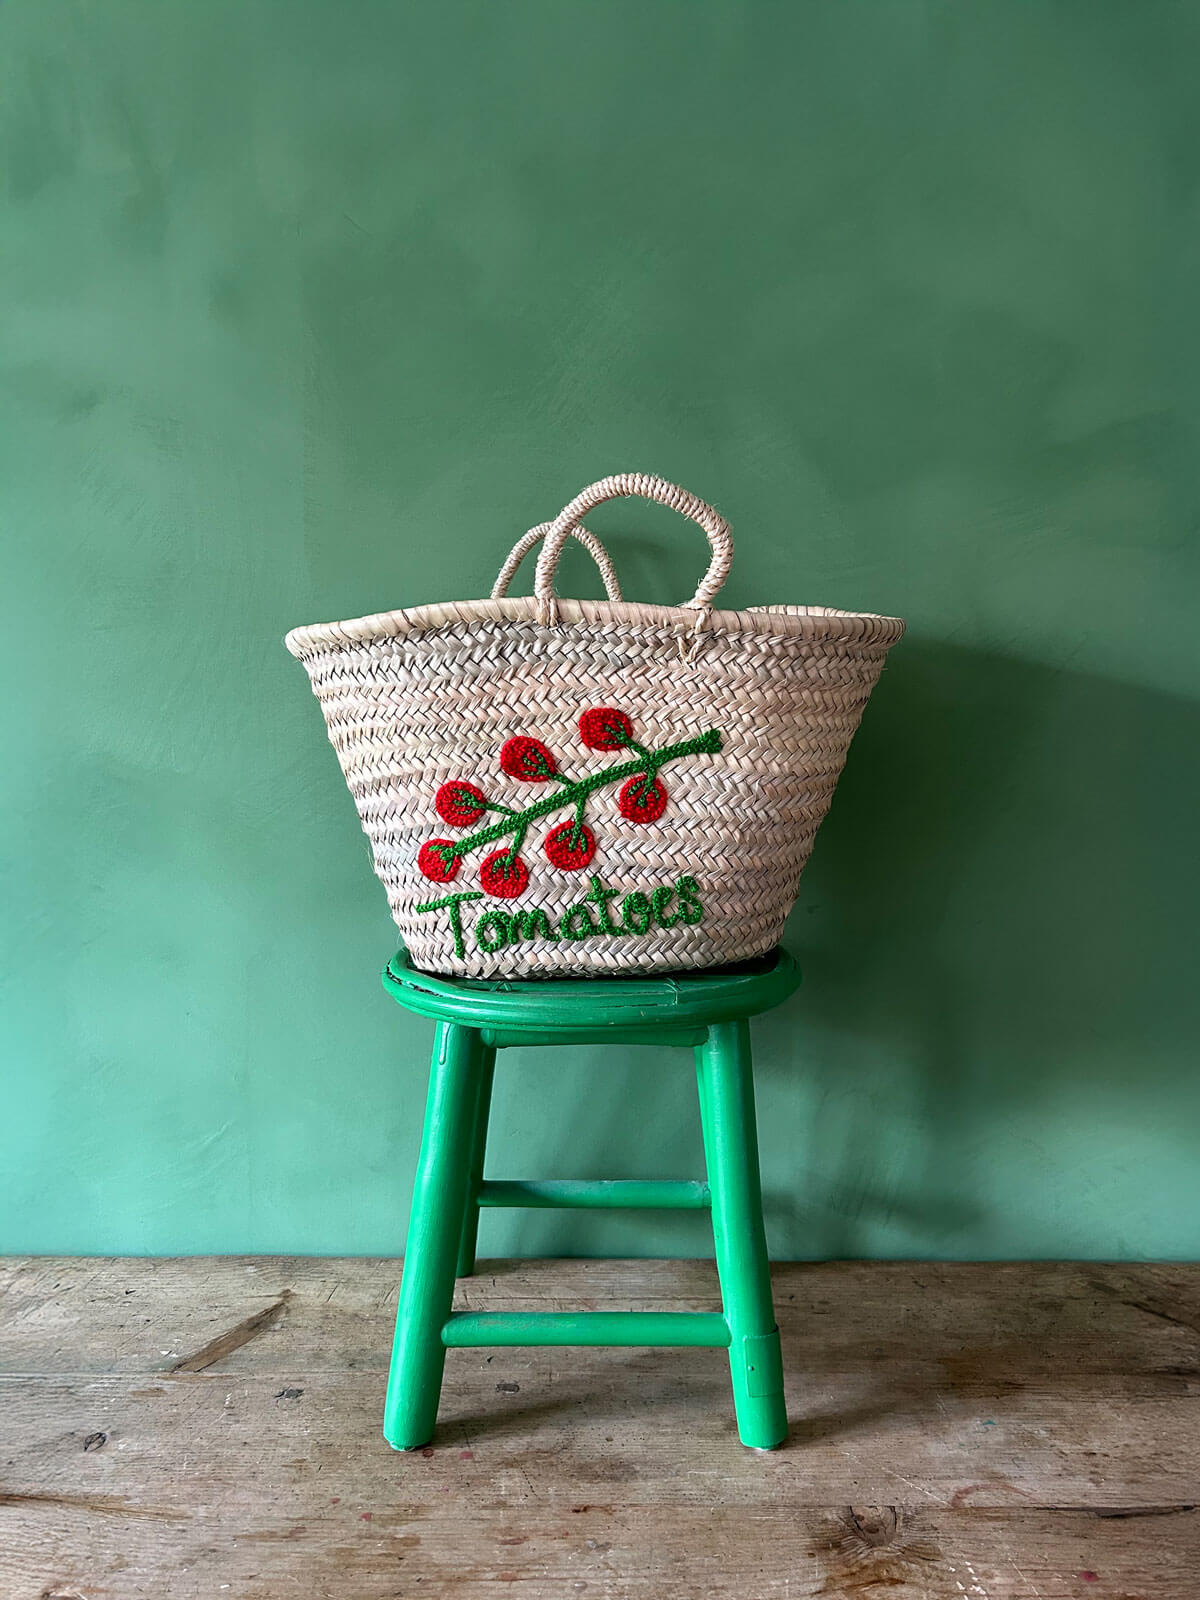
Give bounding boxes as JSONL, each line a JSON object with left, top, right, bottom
{"left": 416, "top": 710, "right": 721, "bottom": 899}
{"left": 479, "top": 850, "right": 530, "bottom": 898}
{"left": 435, "top": 781, "right": 488, "bottom": 827}
{"left": 418, "top": 839, "right": 460, "bottom": 882}
{"left": 619, "top": 774, "right": 668, "bottom": 824}
{"left": 579, "top": 706, "right": 633, "bottom": 751}
{"left": 544, "top": 820, "right": 597, "bottom": 871}
{"left": 500, "top": 736, "right": 557, "bottom": 782}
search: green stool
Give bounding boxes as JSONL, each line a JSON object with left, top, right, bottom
{"left": 380, "top": 946, "right": 801, "bottom": 1451}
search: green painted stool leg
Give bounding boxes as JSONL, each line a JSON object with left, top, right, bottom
{"left": 696, "top": 1019, "right": 788, "bottom": 1450}
{"left": 456, "top": 1044, "right": 496, "bottom": 1278}
{"left": 384, "top": 1022, "right": 484, "bottom": 1450}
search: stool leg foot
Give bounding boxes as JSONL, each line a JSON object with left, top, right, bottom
{"left": 456, "top": 1044, "right": 496, "bottom": 1278}
{"left": 384, "top": 1022, "right": 484, "bottom": 1451}
{"left": 697, "top": 1019, "right": 788, "bottom": 1450}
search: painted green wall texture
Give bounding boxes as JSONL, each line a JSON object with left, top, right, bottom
{"left": 4, "top": 1, "right": 1199, "bottom": 1259}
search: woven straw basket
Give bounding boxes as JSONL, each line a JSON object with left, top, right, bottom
{"left": 285, "top": 474, "right": 904, "bottom": 977}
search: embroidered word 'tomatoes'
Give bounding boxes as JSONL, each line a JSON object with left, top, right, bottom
{"left": 416, "top": 874, "right": 703, "bottom": 959}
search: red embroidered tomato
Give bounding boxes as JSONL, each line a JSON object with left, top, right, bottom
{"left": 500, "top": 736, "right": 557, "bottom": 782}
{"left": 418, "top": 839, "right": 460, "bottom": 882}
{"left": 618, "top": 774, "right": 667, "bottom": 824}
{"left": 544, "top": 820, "right": 597, "bottom": 871}
{"left": 579, "top": 707, "right": 633, "bottom": 750}
{"left": 479, "top": 850, "right": 530, "bottom": 898}
{"left": 435, "top": 781, "right": 487, "bottom": 828}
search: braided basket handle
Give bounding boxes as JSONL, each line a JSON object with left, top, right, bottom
{"left": 533, "top": 474, "right": 733, "bottom": 612}
{"left": 491, "top": 523, "right": 622, "bottom": 601}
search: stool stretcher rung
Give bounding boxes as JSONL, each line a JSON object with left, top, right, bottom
{"left": 442, "top": 1311, "right": 731, "bottom": 1348}
{"left": 477, "top": 1178, "right": 710, "bottom": 1210}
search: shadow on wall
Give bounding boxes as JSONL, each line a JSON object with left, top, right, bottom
{"left": 500, "top": 638, "right": 1200, "bottom": 1259}
{"left": 758, "top": 638, "right": 1200, "bottom": 1256}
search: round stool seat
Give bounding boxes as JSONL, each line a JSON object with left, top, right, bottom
{"left": 383, "top": 945, "right": 800, "bottom": 1037}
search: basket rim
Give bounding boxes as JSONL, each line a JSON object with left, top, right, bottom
{"left": 284, "top": 594, "right": 905, "bottom": 658}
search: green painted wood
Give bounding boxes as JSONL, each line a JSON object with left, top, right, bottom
{"left": 382, "top": 947, "right": 801, "bottom": 1033}
{"left": 383, "top": 964, "right": 790, "bottom": 1446}
{"left": 455, "top": 1045, "right": 496, "bottom": 1279}
{"left": 383, "top": 1022, "right": 484, "bottom": 1451}
{"left": 479, "top": 1026, "right": 709, "bottom": 1049}
{"left": 477, "top": 1179, "right": 711, "bottom": 1210}
{"left": 442, "top": 1310, "right": 732, "bottom": 1348}
{"left": 697, "top": 1020, "right": 789, "bottom": 1449}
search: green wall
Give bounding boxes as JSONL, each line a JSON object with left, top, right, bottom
{"left": 5, "top": 1, "right": 1199, "bottom": 1259}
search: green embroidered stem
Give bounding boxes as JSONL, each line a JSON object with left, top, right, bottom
{"left": 439, "top": 728, "right": 721, "bottom": 865}
{"left": 618, "top": 734, "right": 662, "bottom": 803}
{"left": 568, "top": 796, "right": 587, "bottom": 850}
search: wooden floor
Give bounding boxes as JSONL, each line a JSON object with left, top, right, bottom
{"left": 1, "top": 1259, "right": 1197, "bottom": 1599}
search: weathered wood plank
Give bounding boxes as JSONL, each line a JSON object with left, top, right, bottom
{"left": 2, "top": 1499, "right": 1197, "bottom": 1600}
{"left": 1, "top": 1259, "right": 1197, "bottom": 1598}
{"left": 3, "top": 1368, "right": 1197, "bottom": 1507}
{"left": 3, "top": 1257, "right": 1198, "bottom": 1386}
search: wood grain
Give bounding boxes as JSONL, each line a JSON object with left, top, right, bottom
{"left": 1, "top": 1258, "right": 1197, "bottom": 1598}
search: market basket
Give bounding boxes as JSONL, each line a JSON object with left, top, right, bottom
{"left": 285, "top": 474, "right": 904, "bottom": 976}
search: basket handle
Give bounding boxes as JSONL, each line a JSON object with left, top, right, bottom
{"left": 533, "top": 474, "right": 733, "bottom": 612}
{"left": 491, "top": 522, "right": 622, "bottom": 601}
